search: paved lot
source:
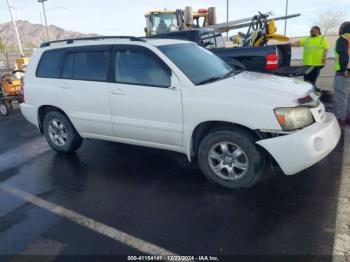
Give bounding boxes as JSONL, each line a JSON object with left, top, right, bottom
{"left": 0, "top": 110, "right": 346, "bottom": 261}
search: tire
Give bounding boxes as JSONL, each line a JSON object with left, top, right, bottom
{"left": 0, "top": 103, "right": 9, "bottom": 116}
{"left": 198, "top": 129, "right": 264, "bottom": 189}
{"left": 43, "top": 111, "right": 83, "bottom": 154}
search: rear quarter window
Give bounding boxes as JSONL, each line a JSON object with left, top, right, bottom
{"left": 36, "top": 49, "right": 65, "bottom": 78}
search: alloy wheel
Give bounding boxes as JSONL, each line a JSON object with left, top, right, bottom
{"left": 208, "top": 142, "right": 249, "bottom": 181}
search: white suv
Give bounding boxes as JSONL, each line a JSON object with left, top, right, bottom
{"left": 21, "top": 36, "right": 341, "bottom": 189}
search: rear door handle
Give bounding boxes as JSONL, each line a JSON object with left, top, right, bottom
{"left": 111, "top": 89, "right": 125, "bottom": 95}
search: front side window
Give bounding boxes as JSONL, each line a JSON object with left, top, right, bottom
{"left": 115, "top": 48, "right": 171, "bottom": 87}
{"left": 200, "top": 32, "right": 225, "bottom": 49}
{"left": 201, "top": 33, "right": 216, "bottom": 48}
{"left": 36, "top": 49, "right": 65, "bottom": 78}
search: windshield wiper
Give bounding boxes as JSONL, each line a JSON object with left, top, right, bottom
{"left": 197, "top": 70, "right": 242, "bottom": 86}
{"left": 223, "top": 69, "right": 242, "bottom": 79}
{"left": 223, "top": 70, "right": 235, "bottom": 78}
{"left": 196, "top": 76, "right": 223, "bottom": 85}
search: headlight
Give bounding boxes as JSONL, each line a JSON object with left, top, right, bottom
{"left": 274, "top": 107, "right": 314, "bottom": 131}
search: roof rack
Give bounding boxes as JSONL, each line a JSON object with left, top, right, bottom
{"left": 40, "top": 36, "right": 146, "bottom": 48}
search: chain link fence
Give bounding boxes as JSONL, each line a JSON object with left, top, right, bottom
{"left": 0, "top": 51, "right": 33, "bottom": 73}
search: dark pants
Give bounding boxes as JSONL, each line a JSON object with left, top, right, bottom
{"left": 334, "top": 75, "right": 350, "bottom": 121}
{"left": 304, "top": 66, "right": 323, "bottom": 87}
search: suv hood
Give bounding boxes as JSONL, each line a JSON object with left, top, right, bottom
{"left": 201, "top": 71, "right": 313, "bottom": 106}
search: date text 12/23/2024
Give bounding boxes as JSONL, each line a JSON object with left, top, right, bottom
{"left": 127, "top": 256, "right": 219, "bottom": 261}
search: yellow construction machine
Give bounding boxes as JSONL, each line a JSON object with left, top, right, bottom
{"left": 0, "top": 57, "right": 29, "bottom": 116}
{"left": 144, "top": 7, "right": 217, "bottom": 36}
{"left": 145, "top": 7, "right": 299, "bottom": 48}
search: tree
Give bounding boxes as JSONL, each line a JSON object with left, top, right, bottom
{"left": 0, "top": 38, "right": 6, "bottom": 51}
{"left": 316, "top": 9, "right": 345, "bottom": 35}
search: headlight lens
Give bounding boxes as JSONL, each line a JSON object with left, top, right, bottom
{"left": 274, "top": 107, "right": 314, "bottom": 131}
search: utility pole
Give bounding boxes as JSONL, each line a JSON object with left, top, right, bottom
{"left": 284, "top": 0, "right": 289, "bottom": 36}
{"left": 5, "top": 48, "right": 10, "bottom": 69}
{"left": 40, "top": 7, "right": 66, "bottom": 42}
{"left": 226, "top": 0, "right": 229, "bottom": 40}
{"left": 38, "top": 0, "right": 49, "bottom": 41}
{"left": 6, "top": 0, "right": 24, "bottom": 56}
{"left": 40, "top": 12, "right": 45, "bottom": 42}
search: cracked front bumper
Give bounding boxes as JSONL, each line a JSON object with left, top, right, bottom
{"left": 256, "top": 112, "right": 341, "bottom": 175}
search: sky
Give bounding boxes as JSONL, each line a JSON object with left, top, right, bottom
{"left": 1, "top": 0, "right": 349, "bottom": 37}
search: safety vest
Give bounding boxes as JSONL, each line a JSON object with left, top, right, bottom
{"left": 334, "top": 34, "right": 350, "bottom": 72}
{"left": 304, "top": 36, "right": 325, "bottom": 50}
{"left": 302, "top": 36, "right": 327, "bottom": 66}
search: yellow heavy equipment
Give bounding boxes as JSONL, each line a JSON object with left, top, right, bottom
{"left": 144, "top": 7, "right": 299, "bottom": 47}
{"left": 144, "top": 7, "right": 217, "bottom": 36}
{"left": 0, "top": 57, "right": 28, "bottom": 116}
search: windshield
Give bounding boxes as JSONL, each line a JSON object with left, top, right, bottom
{"left": 158, "top": 43, "right": 233, "bottom": 85}
{"left": 153, "top": 13, "right": 178, "bottom": 34}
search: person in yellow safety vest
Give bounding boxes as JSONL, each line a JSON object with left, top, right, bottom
{"left": 334, "top": 22, "right": 350, "bottom": 128}
{"left": 292, "top": 26, "right": 329, "bottom": 92}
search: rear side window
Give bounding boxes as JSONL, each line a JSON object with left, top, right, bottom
{"left": 73, "top": 51, "right": 110, "bottom": 81}
{"left": 36, "top": 49, "right": 65, "bottom": 78}
{"left": 62, "top": 53, "right": 74, "bottom": 79}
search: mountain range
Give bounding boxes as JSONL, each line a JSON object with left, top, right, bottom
{"left": 0, "top": 20, "right": 96, "bottom": 49}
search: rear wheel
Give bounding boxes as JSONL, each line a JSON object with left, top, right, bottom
{"left": 43, "top": 111, "right": 83, "bottom": 153}
{"left": 198, "top": 129, "right": 264, "bottom": 189}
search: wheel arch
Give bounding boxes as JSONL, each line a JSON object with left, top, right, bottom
{"left": 37, "top": 105, "right": 71, "bottom": 134}
{"left": 188, "top": 121, "right": 266, "bottom": 161}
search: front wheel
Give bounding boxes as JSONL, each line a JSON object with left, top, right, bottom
{"left": 0, "top": 103, "right": 9, "bottom": 116}
{"left": 198, "top": 129, "right": 264, "bottom": 189}
{"left": 43, "top": 111, "right": 83, "bottom": 154}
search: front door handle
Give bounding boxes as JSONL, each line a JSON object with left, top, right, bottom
{"left": 111, "top": 89, "right": 125, "bottom": 95}
{"left": 59, "top": 85, "right": 70, "bottom": 90}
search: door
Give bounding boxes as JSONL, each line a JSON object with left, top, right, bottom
{"left": 56, "top": 46, "right": 114, "bottom": 137}
{"left": 109, "top": 45, "right": 183, "bottom": 148}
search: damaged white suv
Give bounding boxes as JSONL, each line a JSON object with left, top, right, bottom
{"left": 21, "top": 36, "right": 341, "bottom": 189}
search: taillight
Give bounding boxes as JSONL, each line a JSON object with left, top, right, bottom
{"left": 265, "top": 53, "right": 279, "bottom": 71}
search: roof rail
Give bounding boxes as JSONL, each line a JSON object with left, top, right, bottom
{"left": 40, "top": 36, "right": 146, "bottom": 48}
